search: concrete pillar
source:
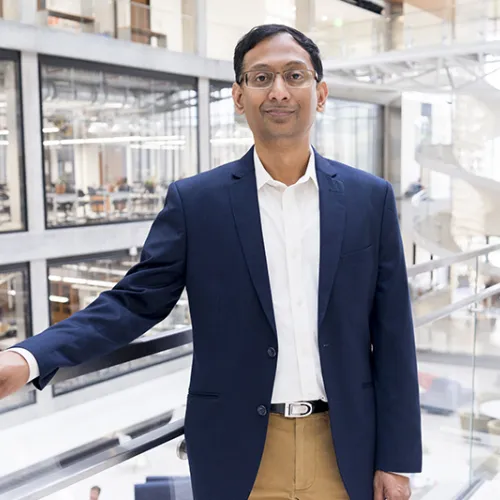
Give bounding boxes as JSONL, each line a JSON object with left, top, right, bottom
{"left": 19, "top": 0, "right": 37, "bottom": 24}
{"left": 21, "top": 52, "right": 45, "bottom": 233}
{"left": 383, "top": 100, "right": 414, "bottom": 263}
{"left": 1, "top": 0, "right": 20, "bottom": 21}
{"left": 384, "top": 0, "right": 404, "bottom": 51}
{"left": 4, "top": 63, "right": 22, "bottom": 230}
{"left": 295, "top": 0, "right": 315, "bottom": 33}
{"left": 198, "top": 78, "right": 211, "bottom": 172}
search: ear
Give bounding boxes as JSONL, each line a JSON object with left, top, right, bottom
{"left": 316, "top": 80, "right": 329, "bottom": 112}
{"left": 232, "top": 82, "right": 246, "bottom": 115}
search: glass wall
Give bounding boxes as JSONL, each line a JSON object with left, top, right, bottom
{"left": 314, "top": 98, "right": 383, "bottom": 176}
{"left": 47, "top": 251, "right": 191, "bottom": 394}
{"left": 210, "top": 81, "right": 383, "bottom": 176}
{"left": 0, "top": 264, "right": 34, "bottom": 413}
{"left": 209, "top": 81, "right": 253, "bottom": 169}
{"left": 40, "top": 58, "right": 198, "bottom": 229}
{"left": 0, "top": 51, "right": 26, "bottom": 232}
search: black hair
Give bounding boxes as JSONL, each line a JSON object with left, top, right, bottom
{"left": 233, "top": 24, "right": 323, "bottom": 84}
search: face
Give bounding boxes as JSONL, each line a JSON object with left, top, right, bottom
{"left": 90, "top": 489, "right": 100, "bottom": 500}
{"left": 232, "top": 33, "right": 328, "bottom": 144}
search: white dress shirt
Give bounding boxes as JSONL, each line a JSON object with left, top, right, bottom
{"left": 254, "top": 148, "right": 326, "bottom": 404}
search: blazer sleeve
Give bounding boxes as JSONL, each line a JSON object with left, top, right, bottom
{"left": 370, "top": 181, "right": 422, "bottom": 473}
{"left": 13, "top": 182, "right": 187, "bottom": 390}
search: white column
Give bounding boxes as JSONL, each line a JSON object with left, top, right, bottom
{"left": 18, "top": 0, "right": 37, "bottom": 24}
{"left": 295, "top": 0, "right": 315, "bottom": 33}
{"left": 195, "top": 0, "right": 207, "bottom": 56}
{"left": 198, "top": 77, "right": 211, "bottom": 172}
{"left": 21, "top": 52, "right": 45, "bottom": 234}
{"left": 5, "top": 63, "right": 22, "bottom": 229}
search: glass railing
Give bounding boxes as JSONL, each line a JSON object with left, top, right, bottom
{"left": 34, "top": 0, "right": 196, "bottom": 53}
{"left": 2, "top": 246, "right": 500, "bottom": 498}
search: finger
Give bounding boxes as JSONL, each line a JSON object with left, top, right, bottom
{"left": 373, "top": 485, "right": 384, "bottom": 500}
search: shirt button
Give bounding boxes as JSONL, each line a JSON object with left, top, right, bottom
{"left": 267, "top": 347, "right": 277, "bottom": 358}
{"left": 257, "top": 405, "right": 268, "bottom": 416}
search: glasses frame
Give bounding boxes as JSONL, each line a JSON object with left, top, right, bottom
{"left": 239, "top": 69, "right": 320, "bottom": 89}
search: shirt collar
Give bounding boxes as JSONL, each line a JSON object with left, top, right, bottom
{"left": 254, "top": 146, "right": 318, "bottom": 190}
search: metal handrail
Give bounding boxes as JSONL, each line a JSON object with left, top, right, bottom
{"left": 0, "top": 419, "right": 185, "bottom": 500}
{"left": 407, "top": 243, "right": 500, "bottom": 277}
{"left": 51, "top": 325, "right": 193, "bottom": 384}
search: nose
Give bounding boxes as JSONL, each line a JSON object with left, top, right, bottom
{"left": 267, "top": 73, "right": 290, "bottom": 101}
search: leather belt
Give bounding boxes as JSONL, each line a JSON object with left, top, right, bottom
{"left": 270, "top": 400, "right": 329, "bottom": 418}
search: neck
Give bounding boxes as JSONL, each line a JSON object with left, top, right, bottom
{"left": 254, "top": 137, "right": 311, "bottom": 186}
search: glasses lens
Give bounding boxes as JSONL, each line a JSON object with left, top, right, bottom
{"left": 246, "top": 71, "right": 274, "bottom": 88}
{"left": 284, "top": 69, "right": 313, "bottom": 87}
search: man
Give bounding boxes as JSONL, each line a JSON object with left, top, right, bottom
{"left": 0, "top": 24, "right": 421, "bottom": 500}
{"left": 90, "top": 486, "right": 101, "bottom": 500}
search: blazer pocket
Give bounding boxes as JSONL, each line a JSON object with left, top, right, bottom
{"left": 188, "top": 390, "right": 220, "bottom": 400}
{"left": 340, "top": 244, "right": 373, "bottom": 258}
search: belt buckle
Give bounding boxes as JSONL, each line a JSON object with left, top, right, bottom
{"left": 284, "top": 401, "right": 313, "bottom": 418}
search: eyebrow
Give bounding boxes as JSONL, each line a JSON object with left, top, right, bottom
{"left": 246, "top": 60, "right": 310, "bottom": 71}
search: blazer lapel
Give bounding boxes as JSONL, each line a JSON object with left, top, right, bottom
{"left": 229, "top": 148, "right": 277, "bottom": 336}
{"left": 316, "top": 152, "right": 346, "bottom": 327}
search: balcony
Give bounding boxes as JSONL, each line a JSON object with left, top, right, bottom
{"left": 33, "top": 0, "right": 195, "bottom": 53}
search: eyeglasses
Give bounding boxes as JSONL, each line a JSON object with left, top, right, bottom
{"left": 240, "top": 69, "right": 318, "bottom": 89}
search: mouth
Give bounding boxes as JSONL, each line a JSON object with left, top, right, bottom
{"left": 264, "top": 109, "right": 295, "bottom": 117}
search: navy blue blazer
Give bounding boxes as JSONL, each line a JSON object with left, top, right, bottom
{"left": 16, "top": 147, "right": 422, "bottom": 500}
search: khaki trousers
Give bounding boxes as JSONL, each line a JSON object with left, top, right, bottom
{"left": 249, "top": 412, "right": 349, "bottom": 500}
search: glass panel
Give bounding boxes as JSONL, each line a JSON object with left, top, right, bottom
{"left": 469, "top": 289, "right": 500, "bottom": 489}
{"left": 0, "top": 53, "right": 25, "bottom": 232}
{"left": 40, "top": 60, "right": 198, "bottom": 228}
{"left": 41, "top": 432, "right": 191, "bottom": 500}
{"left": 209, "top": 81, "right": 252, "bottom": 169}
{"left": 416, "top": 318, "right": 476, "bottom": 496}
{"left": 0, "top": 367, "right": 190, "bottom": 491}
{"left": 0, "top": 265, "right": 31, "bottom": 352}
{"left": 47, "top": 251, "right": 191, "bottom": 394}
{"left": 409, "top": 247, "right": 500, "bottom": 495}
{"left": 0, "top": 264, "right": 34, "bottom": 412}
{"left": 314, "top": 99, "right": 383, "bottom": 176}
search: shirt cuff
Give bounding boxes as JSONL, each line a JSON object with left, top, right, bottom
{"left": 389, "top": 472, "right": 413, "bottom": 478}
{"left": 8, "top": 348, "right": 40, "bottom": 383}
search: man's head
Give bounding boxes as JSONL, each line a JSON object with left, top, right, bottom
{"left": 232, "top": 24, "right": 328, "bottom": 145}
{"left": 90, "top": 486, "right": 101, "bottom": 500}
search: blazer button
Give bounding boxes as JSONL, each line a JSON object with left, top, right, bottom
{"left": 267, "top": 347, "right": 277, "bottom": 358}
{"left": 257, "top": 405, "right": 268, "bottom": 416}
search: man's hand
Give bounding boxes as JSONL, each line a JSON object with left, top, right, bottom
{"left": 374, "top": 471, "right": 411, "bottom": 500}
{"left": 0, "top": 351, "right": 30, "bottom": 400}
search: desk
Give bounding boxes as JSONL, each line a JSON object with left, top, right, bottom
{"left": 480, "top": 400, "right": 500, "bottom": 420}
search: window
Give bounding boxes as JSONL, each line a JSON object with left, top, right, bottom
{"left": 0, "top": 50, "right": 26, "bottom": 232}
{"left": 0, "top": 264, "right": 34, "bottom": 413}
{"left": 40, "top": 58, "right": 198, "bottom": 228}
{"left": 314, "top": 98, "right": 383, "bottom": 176}
{"left": 209, "top": 81, "right": 252, "bottom": 169}
{"left": 48, "top": 251, "right": 190, "bottom": 394}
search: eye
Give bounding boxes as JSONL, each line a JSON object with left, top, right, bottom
{"left": 288, "top": 71, "right": 305, "bottom": 81}
{"left": 254, "top": 73, "right": 270, "bottom": 83}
